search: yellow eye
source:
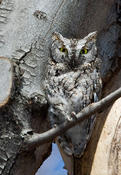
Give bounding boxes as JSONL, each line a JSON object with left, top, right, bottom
{"left": 59, "top": 47, "right": 68, "bottom": 53}
{"left": 80, "top": 48, "right": 88, "bottom": 54}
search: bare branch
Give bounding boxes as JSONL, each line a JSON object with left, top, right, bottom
{"left": 22, "top": 87, "right": 121, "bottom": 150}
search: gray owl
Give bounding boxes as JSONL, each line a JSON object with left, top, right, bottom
{"left": 44, "top": 32, "right": 102, "bottom": 158}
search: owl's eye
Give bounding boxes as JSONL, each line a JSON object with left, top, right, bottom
{"left": 80, "top": 48, "right": 88, "bottom": 54}
{"left": 59, "top": 47, "right": 68, "bottom": 53}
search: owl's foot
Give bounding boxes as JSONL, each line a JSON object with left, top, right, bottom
{"left": 71, "top": 111, "right": 77, "bottom": 120}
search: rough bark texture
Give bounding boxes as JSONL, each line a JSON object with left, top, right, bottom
{"left": 0, "top": 0, "right": 121, "bottom": 175}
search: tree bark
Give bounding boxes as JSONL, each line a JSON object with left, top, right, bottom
{"left": 0, "top": 0, "right": 120, "bottom": 175}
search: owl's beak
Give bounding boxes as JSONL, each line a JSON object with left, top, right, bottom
{"left": 70, "top": 59, "right": 78, "bottom": 69}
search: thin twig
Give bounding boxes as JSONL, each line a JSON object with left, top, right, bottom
{"left": 22, "top": 87, "right": 121, "bottom": 150}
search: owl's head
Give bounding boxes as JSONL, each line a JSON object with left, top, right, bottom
{"left": 51, "top": 31, "right": 97, "bottom": 69}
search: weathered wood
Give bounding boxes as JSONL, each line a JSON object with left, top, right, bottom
{"left": 0, "top": 57, "right": 13, "bottom": 107}
{"left": 91, "top": 98, "right": 121, "bottom": 175}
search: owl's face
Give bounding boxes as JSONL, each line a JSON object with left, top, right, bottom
{"left": 51, "top": 32, "right": 97, "bottom": 69}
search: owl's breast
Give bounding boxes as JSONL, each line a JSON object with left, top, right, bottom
{"left": 46, "top": 63, "right": 102, "bottom": 158}
{"left": 46, "top": 69, "right": 101, "bottom": 114}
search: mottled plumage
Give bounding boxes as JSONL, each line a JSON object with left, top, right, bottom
{"left": 45, "top": 32, "right": 102, "bottom": 157}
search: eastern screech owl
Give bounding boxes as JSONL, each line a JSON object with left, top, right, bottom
{"left": 44, "top": 32, "right": 102, "bottom": 157}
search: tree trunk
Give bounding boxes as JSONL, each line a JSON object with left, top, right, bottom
{"left": 74, "top": 69, "right": 121, "bottom": 175}
{"left": 0, "top": 0, "right": 120, "bottom": 175}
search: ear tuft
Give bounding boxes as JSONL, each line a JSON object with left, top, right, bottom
{"left": 52, "top": 32, "right": 65, "bottom": 42}
{"left": 52, "top": 32, "right": 61, "bottom": 41}
{"left": 85, "top": 31, "right": 97, "bottom": 42}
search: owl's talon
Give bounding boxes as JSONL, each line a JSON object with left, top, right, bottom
{"left": 53, "top": 124, "right": 57, "bottom": 128}
{"left": 71, "top": 112, "right": 77, "bottom": 120}
{"left": 66, "top": 117, "right": 72, "bottom": 122}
